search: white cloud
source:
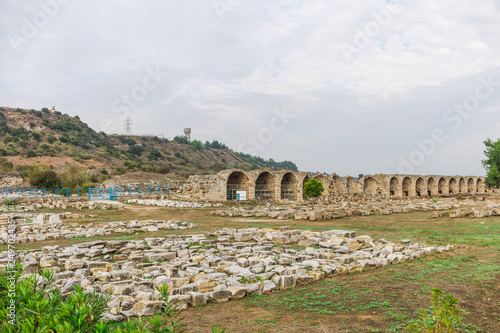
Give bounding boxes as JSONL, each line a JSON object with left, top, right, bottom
{"left": 0, "top": 0, "right": 499, "bottom": 176}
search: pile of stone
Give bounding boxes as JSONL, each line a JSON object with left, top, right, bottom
{"left": 1, "top": 200, "right": 121, "bottom": 212}
{"left": 0, "top": 227, "right": 451, "bottom": 321}
{"left": 0, "top": 204, "right": 39, "bottom": 213}
{"left": 0, "top": 216, "right": 196, "bottom": 245}
{"left": 433, "top": 206, "right": 500, "bottom": 219}
{"left": 128, "top": 199, "right": 223, "bottom": 208}
{"left": 214, "top": 200, "right": 454, "bottom": 220}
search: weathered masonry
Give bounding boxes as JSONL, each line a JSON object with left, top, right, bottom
{"left": 182, "top": 170, "right": 486, "bottom": 201}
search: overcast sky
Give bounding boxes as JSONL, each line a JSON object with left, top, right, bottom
{"left": 1, "top": 1, "right": 499, "bottom": 176}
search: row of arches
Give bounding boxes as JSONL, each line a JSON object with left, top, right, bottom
{"left": 217, "top": 170, "right": 486, "bottom": 201}
{"left": 369, "top": 176, "right": 485, "bottom": 197}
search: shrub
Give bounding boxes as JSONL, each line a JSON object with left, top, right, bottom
{"left": 47, "top": 136, "right": 57, "bottom": 144}
{"left": 0, "top": 159, "right": 13, "bottom": 173}
{"left": 41, "top": 107, "right": 50, "bottom": 113}
{"left": 157, "top": 166, "right": 170, "bottom": 174}
{"left": 0, "top": 265, "right": 109, "bottom": 333}
{"left": 30, "top": 132, "right": 41, "bottom": 141}
{"left": 174, "top": 152, "right": 182, "bottom": 158}
{"left": 128, "top": 145, "right": 144, "bottom": 156}
{"left": 29, "top": 168, "right": 60, "bottom": 188}
{"left": 406, "top": 288, "right": 461, "bottom": 332}
{"left": 26, "top": 150, "right": 36, "bottom": 158}
{"left": 100, "top": 169, "right": 108, "bottom": 175}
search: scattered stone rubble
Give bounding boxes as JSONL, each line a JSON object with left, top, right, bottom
{"left": 128, "top": 199, "right": 223, "bottom": 208}
{"left": 433, "top": 201, "right": 500, "bottom": 218}
{"left": 0, "top": 227, "right": 452, "bottom": 321}
{"left": 0, "top": 215, "right": 196, "bottom": 245}
{"left": 214, "top": 199, "right": 455, "bottom": 220}
{"left": 0, "top": 199, "right": 121, "bottom": 212}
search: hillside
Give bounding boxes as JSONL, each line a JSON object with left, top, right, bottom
{"left": 0, "top": 107, "right": 298, "bottom": 179}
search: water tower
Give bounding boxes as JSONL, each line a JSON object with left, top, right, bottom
{"left": 184, "top": 128, "right": 191, "bottom": 143}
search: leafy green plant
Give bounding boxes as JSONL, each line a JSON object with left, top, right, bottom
{"left": 406, "top": 288, "right": 461, "bottom": 333}
{"left": 0, "top": 264, "right": 110, "bottom": 333}
{"left": 211, "top": 325, "right": 228, "bottom": 333}
{"left": 303, "top": 178, "right": 324, "bottom": 208}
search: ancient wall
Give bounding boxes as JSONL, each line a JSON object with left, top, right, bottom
{"left": 188, "top": 170, "right": 487, "bottom": 202}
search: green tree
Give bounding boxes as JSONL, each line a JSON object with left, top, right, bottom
{"left": 303, "top": 178, "right": 324, "bottom": 208}
{"left": 482, "top": 138, "right": 500, "bottom": 187}
{"left": 29, "top": 168, "right": 60, "bottom": 188}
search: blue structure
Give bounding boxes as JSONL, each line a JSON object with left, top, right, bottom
{"left": 0, "top": 186, "right": 168, "bottom": 200}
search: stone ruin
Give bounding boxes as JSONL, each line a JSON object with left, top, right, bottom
{"left": 0, "top": 226, "right": 452, "bottom": 321}
{"left": 180, "top": 169, "right": 488, "bottom": 202}
{"left": 0, "top": 214, "right": 196, "bottom": 245}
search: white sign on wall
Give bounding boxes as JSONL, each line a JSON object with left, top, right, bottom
{"left": 236, "top": 191, "right": 247, "bottom": 201}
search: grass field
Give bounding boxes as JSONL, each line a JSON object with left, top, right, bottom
{"left": 4, "top": 204, "right": 500, "bottom": 332}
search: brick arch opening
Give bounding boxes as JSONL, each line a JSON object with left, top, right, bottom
{"left": 255, "top": 171, "right": 275, "bottom": 200}
{"left": 449, "top": 178, "right": 458, "bottom": 194}
{"left": 330, "top": 175, "right": 343, "bottom": 195}
{"left": 389, "top": 177, "right": 398, "bottom": 196}
{"left": 281, "top": 172, "right": 297, "bottom": 200}
{"left": 302, "top": 175, "right": 310, "bottom": 199}
{"left": 416, "top": 177, "right": 426, "bottom": 197}
{"left": 427, "top": 177, "right": 435, "bottom": 196}
{"left": 227, "top": 171, "right": 250, "bottom": 200}
{"left": 363, "top": 177, "right": 377, "bottom": 194}
{"left": 402, "top": 177, "right": 412, "bottom": 197}
{"left": 459, "top": 177, "right": 467, "bottom": 193}
{"left": 477, "top": 178, "right": 484, "bottom": 193}
{"left": 313, "top": 174, "right": 329, "bottom": 196}
{"left": 345, "top": 177, "right": 355, "bottom": 194}
{"left": 467, "top": 178, "right": 475, "bottom": 193}
{"left": 438, "top": 177, "right": 447, "bottom": 195}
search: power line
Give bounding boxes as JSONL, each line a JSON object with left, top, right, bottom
{"left": 124, "top": 116, "right": 132, "bottom": 135}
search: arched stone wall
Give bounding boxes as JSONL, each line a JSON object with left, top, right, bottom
{"left": 389, "top": 177, "right": 399, "bottom": 196}
{"left": 330, "top": 174, "right": 343, "bottom": 196}
{"left": 467, "top": 178, "right": 475, "bottom": 193}
{"left": 402, "top": 177, "right": 412, "bottom": 197}
{"left": 345, "top": 176, "right": 355, "bottom": 194}
{"left": 206, "top": 170, "right": 486, "bottom": 201}
{"left": 226, "top": 170, "right": 250, "bottom": 200}
{"left": 363, "top": 177, "right": 378, "bottom": 194}
{"left": 415, "top": 177, "right": 426, "bottom": 197}
{"left": 254, "top": 171, "right": 275, "bottom": 200}
{"left": 449, "top": 178, "right": 458, "bottom": 194}
{"left": 312, "top": 174, "right": 331, "bottom": 196}
{"left": 459, "top": 177, "right": 467, "bottom": 193}
{"left": 477, "top": 178, "right": 484, "bottom": 193}
{"left": 428, "top": 177, "right": 436, "bottom": 196}
{"left": 438, "top": 177, "right": 447, "bottom": 195}
{"left": 280, "top": 172, "right": 297, "bottom": 200}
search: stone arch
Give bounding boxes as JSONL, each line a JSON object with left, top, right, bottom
{"left": 449, "top": 178, "right": 458, "bottom": 194}
{"left": 467, "top": 178, "right": 475, "bottom": 193}
{"left": 226, "top": 171, "right": 250, "bottom": 200}
{"left": 330, "top": 174, "right": 343, "bottom": 196}
{"left": 363, "top": 177, "right": 377, "bottom": 194}
{"left": 402, "top": 177, "right": 412, "bottom": 197}
{"left": 438, "top": 177, "right": 447, "bottom": 195}
{"left": 427, "top": 177, "right": 436, "bottom": 196}
{"left": 415, "top": 177, "right": 426, "bottom": 197}
{"left": 313, "top": 174, "right": 330, "bottom": 196}
{"left": 280, "top": 172, "right": 297, "bottom": 200}
{"left": 459, "top": 177, "right": 467, "bottom": 193}
{"left": 255, "top": 171, "right": 275, "bottom": 200}
{"left": 389, "top": 177, "right": 398, "bottom": 196}
{"left": 345, "top": 176, "right": 355, "bottom": 194}
{"left": 302, "top": 175, "right": 311, "bottom": 199}
{"left": 477, "top": 178, "right": 484, "bottom": 193}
